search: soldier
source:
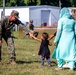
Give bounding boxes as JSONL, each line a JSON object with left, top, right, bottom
{"left": 28, "top": 20, "right": 34, "bottom": 31}
{"left": 0, "top": 10, "right": 31, "bottom": 64}
{"left": 27, "top": 20, "right": 38, "bottom": 38}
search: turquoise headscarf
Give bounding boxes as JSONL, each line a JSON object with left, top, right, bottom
{"left": 60, "top": 7, "right": 71, "bottom": 18}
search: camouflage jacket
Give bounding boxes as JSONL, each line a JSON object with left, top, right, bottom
{"left": 0, "top": 16, "right": 30, "bottom": 40}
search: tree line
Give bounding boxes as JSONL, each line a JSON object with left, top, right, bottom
{"left": 0, "top": 0, "right": 76, "bottom": 7}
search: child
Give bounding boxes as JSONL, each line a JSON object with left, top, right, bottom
{"left": 30, "top": 32, "right": 52, "bottom": 66}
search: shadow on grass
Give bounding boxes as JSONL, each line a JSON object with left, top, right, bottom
{"left": 51, "top": 61, "right": 57, "bottom": 66}
{"left": 74, "top": 68, "right": 76, "bottom": 71}
{"left": 62, "top": 68, "right": 76, "bottom": 71}
{"left": 16, "top": 60, "right": 57, "bottom": 66}
{"left": 60, "top": 62, "right": 76, "bottom": 71}
{"left": 16, "top": 60, "right": 41, "bottom": 64}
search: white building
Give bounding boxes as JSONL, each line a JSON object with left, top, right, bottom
{"left": 0, "top": 5, "right": 61, "bottom": 26}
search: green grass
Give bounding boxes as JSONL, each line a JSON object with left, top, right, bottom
{"left": 0, "top": 30, "right": 76, "bottom": 75}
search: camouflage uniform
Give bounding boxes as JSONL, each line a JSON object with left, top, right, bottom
{"left": 27, "top": 20, "right": 38, "bottom": 37}
{"left": 0, "top": 10, "right": 30, "bottom": 62}
{"left": 29, "top": 20, "right": 34, "bottom": 31}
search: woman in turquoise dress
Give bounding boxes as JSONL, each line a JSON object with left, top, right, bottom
{"left": 52, "top": 8, "right": 76, "bottom": 70}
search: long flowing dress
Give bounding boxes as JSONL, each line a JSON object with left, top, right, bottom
{"left": 52, "top": 8, "right": 76, "bottom": 69}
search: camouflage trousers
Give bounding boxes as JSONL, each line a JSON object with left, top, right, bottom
{"left": 0, "top": 33, "right": 16, "bottom": 61}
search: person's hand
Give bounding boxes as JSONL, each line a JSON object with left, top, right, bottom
{"left": 29, "top": 33, "right": 33, "bottom": 38}
{"left": 53, "top": 42, "right": 56, "bottom": 46}
{"left": 49, "top": 42, "right": 52, "bottom": 46}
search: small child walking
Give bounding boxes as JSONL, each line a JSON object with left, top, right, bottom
{"left": 30, "top": 32, "right": 52, "bottom": 66}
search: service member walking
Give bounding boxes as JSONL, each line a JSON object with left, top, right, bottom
{"left": 0, "top": 10, "right": 31, "bottom": 64}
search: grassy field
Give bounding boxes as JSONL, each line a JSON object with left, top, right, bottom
{"left": 0, "top": 29, "right": 76, "bottom": 75}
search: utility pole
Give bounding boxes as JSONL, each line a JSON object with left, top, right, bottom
{"left": 3, "top": 0, "right": 5, "bottom": 18}
{"left": 59, "top": 0, "right": 61, "bottom": 8}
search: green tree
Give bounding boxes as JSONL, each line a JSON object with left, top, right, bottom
{"left": 36, "top": 0, "right": 40, "bottom": 5}
{"left": 0, "top": 0, "right": 76, "bottom": 7}
{"left": 16, "top": 0, "right": 26, "bottom": 6}
{"left": 0, "top": 0, "right": 3, "bottom": 7}
{"left": 5, "top": 0, "right": 16, "bottom": 7}
{"left": 60, "top": 0, "right": 71, "bottom": 8}
{"left": 70, "top": 0, "right": 76, "bottom": 7}
{"left": 26, "top": 0, "right": 37, "bottom": 6}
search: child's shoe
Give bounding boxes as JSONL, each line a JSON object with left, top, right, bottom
{"left": 48, "top": 64, "right": 51, "bottom": 67}
{"left": 41, "top": 64, "right": 44, "bottom": 66}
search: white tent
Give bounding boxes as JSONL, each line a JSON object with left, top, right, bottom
{"left": 0, "top": 5, "right": 61, "bottom": 26}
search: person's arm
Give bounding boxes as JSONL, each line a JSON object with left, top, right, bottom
{"left": 54, "top": 19, "right": 63, "bottom": 44}
{"left": 49, "top": 32, "right": 56, "bottom": 40}
{"left": 49, "top": 34, "right": 55, "bottom": 40}
{"left": 29, "top": 33, "right": 42, "bottom": 42}
{"left": 48, "top": 41, "right": 52, "bottom": 46}
{"left": 18, "top": 24, "right": 31, "bottom": 34}
{"left": 16, "top": 19, "right": 33, "bottom": 35}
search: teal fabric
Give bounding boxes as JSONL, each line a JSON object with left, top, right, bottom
{"left": 60, "top": 8, "right": 71, "bottom": 18}
{"left": 52, "top": 8, "right": 76, "bottom": 68}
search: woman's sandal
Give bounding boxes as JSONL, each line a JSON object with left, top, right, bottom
{"left": 55, "top": 67, "right": 62, "bottom": 71}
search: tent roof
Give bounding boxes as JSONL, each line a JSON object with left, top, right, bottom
{"left": 0, "top": 5, "right": 60, "bottom": 9}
